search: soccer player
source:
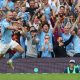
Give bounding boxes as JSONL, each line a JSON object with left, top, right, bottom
{"left": 0, "top": 11, "right": 24, "bottom": 70}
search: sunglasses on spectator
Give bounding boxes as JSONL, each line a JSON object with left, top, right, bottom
{"left": 45, "top": 37, "right": 50, "bottom": 39}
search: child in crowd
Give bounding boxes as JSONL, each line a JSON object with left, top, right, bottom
{"left": 41, "top": 34, "right": 54, "bottom": 58}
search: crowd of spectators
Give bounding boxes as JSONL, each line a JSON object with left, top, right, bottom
{"left": 0, "top": 0, "right": 80, "bottom": 58}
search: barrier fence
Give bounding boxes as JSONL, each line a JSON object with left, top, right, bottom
{"left": 0, "top": 58, "right": 80, "bottom": 73}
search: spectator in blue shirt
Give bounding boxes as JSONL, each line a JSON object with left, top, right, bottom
{"left": 0, "top": 1, "right": 4, "bottom": 9}
{"left": 41, "top": 34, "right": 54, "bottom": 58}
{"left": 43, "top": 0, "right": 52, "bottom": 21}
{"left": 39, "top": 22, "right": 54, "bottom": 57}
{"left": 17, "top": 6, "right": 30, "bottom": 22}
{"left": 6, "top": 0, "right": 15, "bottom": 10}
{"left": 73, "top": 28, "right": 80, "bottom": 57}
{"left": 61, "top": 25, "right": 74, "bottom": 57}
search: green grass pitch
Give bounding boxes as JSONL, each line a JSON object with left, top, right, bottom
{"left": 0, "top": 74, "right": 80, "bottom": 80}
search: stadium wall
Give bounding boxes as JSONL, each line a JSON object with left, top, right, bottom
{"left": 0, "top": 58, "right": 80, "bottom": 73}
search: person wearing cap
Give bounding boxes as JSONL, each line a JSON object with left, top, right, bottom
{"left": 64, "top": 59, "right": 79, "bottom": 73}
{"left": 25, "top": 27, "right": 39, "bottom": 58}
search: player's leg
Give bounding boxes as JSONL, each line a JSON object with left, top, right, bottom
{"left": 10, "top": 44, "right": 24, "bottom": 60}
{"left": 7, "top": 40, "right": 24, "bottom": 69}
{"left": 0, "top": 43, "right": 4, "bottom": 59}
{"left": 0, "top": 43, "right": 10, "bottom": 59}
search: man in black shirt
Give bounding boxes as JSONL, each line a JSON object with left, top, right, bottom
{"left": 54, "top": 34, "right": 74, "bottom": 57}
{"left": 26, "top": 0, "right": 38, "bottom": 18}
